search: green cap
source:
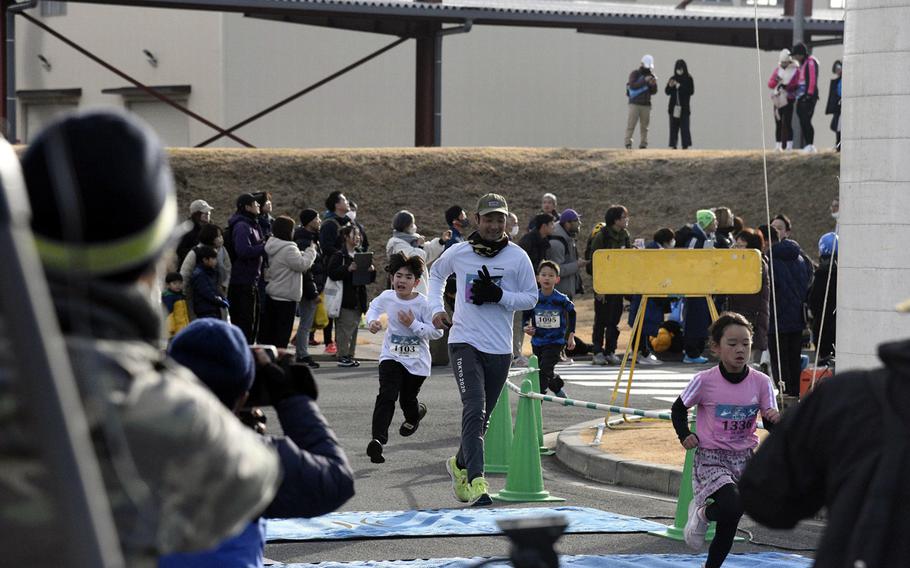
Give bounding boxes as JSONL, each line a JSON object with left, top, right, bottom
{"left": 477, "top": 193, "right": 509, "bottom": 216}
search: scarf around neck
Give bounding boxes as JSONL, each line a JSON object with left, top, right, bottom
{"left": 467, "top": 231, "right": 508, "bottom": 258}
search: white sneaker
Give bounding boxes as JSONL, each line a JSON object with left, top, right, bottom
{"left": 803, "top": 144, "right": 818, "bottom": 153}
{"left": 786, "top": 141, "right": 793, "bottom": 150}
{"left": 684, "top": 500, "right": 708, "bottom": 551}
{"left": 636, "top": 353, "right": 663, "bottom": 366}
{"left": 774, "top": 142, "right": 782, "bottom": 152}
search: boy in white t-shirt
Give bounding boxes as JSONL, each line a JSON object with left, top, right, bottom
{"left": 365, "top": 253, "right": 444, "bottom": 464}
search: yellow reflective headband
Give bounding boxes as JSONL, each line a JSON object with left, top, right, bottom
{"left": 33, "top": 192, "right": 178, "bottom": 276}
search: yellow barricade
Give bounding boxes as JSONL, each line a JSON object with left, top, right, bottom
{"left": 591, "top": 248, "right": 762, "bottom": 296}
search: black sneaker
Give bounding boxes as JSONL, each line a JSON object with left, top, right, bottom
{"left": 352, "top": 359, "right": 361, "bottom": 367}
{"left": 337, "top": 357, "right": 357, "bottom": 368}
{"left": 295, "top": 356, "right": 321, "bottom": 369}
{"left": 399, "top": 403, "right": 427, "bottom": 437}
{"left": 366, "top": 439, "right": 385, "bottom": 464}
{"left": 471, "top": 493, "right": 494, "bottom": 507}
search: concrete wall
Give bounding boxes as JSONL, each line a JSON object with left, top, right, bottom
{"left": 15, "top": 4, "right": 224, "bottom": 145}
{"left": 14, "top": 2, "right": 844, "bottom": 150}
{"left": 837, "top": 0, "right": 910, "bottom": 370}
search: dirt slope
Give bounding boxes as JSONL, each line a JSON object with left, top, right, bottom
{"left": 168, "top": 147, "right": 840, "bottom": 290}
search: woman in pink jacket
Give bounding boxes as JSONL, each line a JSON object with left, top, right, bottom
{"left": 768, "top": 48, "right": 800, "bottom": 151}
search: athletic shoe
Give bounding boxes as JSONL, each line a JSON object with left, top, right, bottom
{"left": 466, "top": 477, "right": 492, "bottom": 506}
{"left": 337, "top": 357, "right": 357, "bottom": 368}
{"left": 803, "top": 144, "right": 818, "bottom": 153}
{"left": 592, "top": 353, "right": 607, "bottom": 366}
{"left": 604, "top": 353, "right": 623, "bottom": 366}
{"left": 400, "top": 403, "right": 427, "bottom": 437}
{"left": 554, "top": 389, "right": 568, "bottom": 399}
{"left": 684, "top": 500, "right": 708, "bottom": 550}
{"left": 366, "top": 439, "right": 385, "bottom": 464}
{"left": 325, "top": 342, "right": 337, "bottom": 355}
{"left": 558, "top": 352, "right": 574, "bottom": 365}
{"left": 636, "top": 353, "right": 663, "bottom": 366}
{"left": 445, "top": 457, "right": 470, "bottom": 502}
{"left": 512, "top": 355, "right": 529, "bottom": 368}
{"left": 683, "top": 355, "right": 709, "bottom": 364}
{"left": 352, "top": 359, "right": 361, "bottom": 367}
{"left": 295, "top": 356, "right": 321, "bottom": 369}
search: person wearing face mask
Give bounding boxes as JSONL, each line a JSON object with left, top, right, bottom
{"left": 444, "top": 205, "right": 471, "bottom": 250}
{"left": 768, "top": 48, "right": 800, "bottom": 152}
{"left": 665, "top": 59, "right": 694, "bottom": 149}
{"left": 386, "top": 210, "right": 448, "bottom": 296}
{"left": 347, "top": 200, "right": 370, "bottom": 252}
{"left": 506, "top": 212, "right": 520, "bottom": 240}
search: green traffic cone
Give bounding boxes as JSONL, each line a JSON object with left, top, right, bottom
{"left": 527, "top": 355, "right": 555, "bottom": 456}
{"left": 492, "top": 378, "right": 564, "bottom": 503}
{"left": 484, "top": 382, "right": 513, "bottom": 474}
{"left": 649, "top": 412, "right": 718, "bottom": 543}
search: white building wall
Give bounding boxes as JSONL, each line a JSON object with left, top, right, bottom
{"left": 15, "top": 4, "right": 224, "bottom": 145}
{"left": 14, "top": 2, "right": 843, "bottom": 150}
{"left": 836, "top": 0, "right": 910, "bottom": 370}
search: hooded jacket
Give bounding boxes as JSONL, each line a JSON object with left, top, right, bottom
{"left": 385, "top": 232, "right": 445, "bottom": 296}
{"left": 265, "top": 237, "right": 317, "bottom": 303}
{"left": 546, "top": 222, "right": 581, "bottom": 298}
{"left": 0, "top": 279, "right": 281, "bottom": 567}
{"left": 740, "top": 338, "right": 910, "bottom": 568}
{"left": 768, "top": 239, "right": 810, "bottom": 334}
{"left": 665, "top": 59, "right": 694, "bottom": 114}
{"left": 227, "top": 212, "right": 266, "bottom": 286}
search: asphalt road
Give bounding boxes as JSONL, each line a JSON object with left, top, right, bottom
{"left": 263, "top": 360, "right": 822, "bottom": 565}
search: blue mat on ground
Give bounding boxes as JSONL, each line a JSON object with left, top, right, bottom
{"left": 265, "top": 507, "right": 665, "bottom": 542}
{"left": 273, "top": 552, "right": 811, "bottom": 567}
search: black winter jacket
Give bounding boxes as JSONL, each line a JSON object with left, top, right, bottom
{"left": 326, "top": 248, "right": 375, "bottom": 313}
{"left": 740, "top": 339, "right": 910, "bottom": 568}
{"left": 518, "top": 231, "right": 551, "bottom": 273}
{"left": 293, "top": 227, "right": 326, "bottom": 298}
{"left": 665, "top": 75, "right": 694, "bottom": 114}
{"left": 768, "top": 239, "right": 810, "bottom": 334}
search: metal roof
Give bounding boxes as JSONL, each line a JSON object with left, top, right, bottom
{"left": 71, "top": 0, "right": 844, "bottom": 49}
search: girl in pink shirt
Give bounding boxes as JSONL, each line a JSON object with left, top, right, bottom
{"left": 671, "top": 312, "right": 780, "bottom": 567}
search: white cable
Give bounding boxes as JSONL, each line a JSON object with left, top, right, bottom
{"left": 752, "top": 3, "right": 786, "bottom": 408}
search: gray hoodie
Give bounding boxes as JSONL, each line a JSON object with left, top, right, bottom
{"left": 265, "top": 238, "right": 317, "bottom": 302}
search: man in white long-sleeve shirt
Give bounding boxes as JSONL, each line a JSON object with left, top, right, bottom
{"left": 428, "top": 193, "right": 538, "bottom": 506}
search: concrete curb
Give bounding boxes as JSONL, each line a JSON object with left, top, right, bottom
{"left": 555, "top": 418, "right": 682, "bottom": 496}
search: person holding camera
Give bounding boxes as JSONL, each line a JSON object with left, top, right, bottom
{"left": 624, "top": 54, "right": 659, "bottom": 149}
{"left": 2, "top": 110, "right": 282, "bottom": 566}
{"left": 160, "top": 319, "right": 355, "bottom": 568}
{"left": 665, "top": 59, "right": 694, "bottom": 149}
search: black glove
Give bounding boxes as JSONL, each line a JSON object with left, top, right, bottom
{"left": 247, "top": 358, "right": 318, "bottom": 406}
{"left": 470, "top": 265, "right": 503, "bottom": 305}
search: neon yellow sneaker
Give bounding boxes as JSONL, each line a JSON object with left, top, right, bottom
{"left": 466, "top": 476, "right": 492, "bottom": 507}
{"left": 445, "top": 457, "right": 470, "bottom": 502}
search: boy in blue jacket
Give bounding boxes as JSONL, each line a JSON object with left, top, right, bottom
{"left": 191, "top": 246, "right": 229, "bottom": 319}
{"left": 522, "top": 261, "right": 575, "bottom": 397}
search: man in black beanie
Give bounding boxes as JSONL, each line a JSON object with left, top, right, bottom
{"left": 2, "top": 110, "right": 282, "bottom": 566}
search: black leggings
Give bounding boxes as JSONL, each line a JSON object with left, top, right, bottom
{"left": 705, "top": 483, "right": 744, "bottom": 568}
{"left": 796, "top": 97, "right": 817, "bottom": 145}
{"left": 774, "top": 102, "right": 794, "bottom": 143}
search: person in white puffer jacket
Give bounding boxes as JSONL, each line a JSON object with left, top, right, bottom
{"left": 385, "top": 210, "right": 448, "bottom": 295}
{"left": 260, "top": 215, "right": 317, "bottom": 348}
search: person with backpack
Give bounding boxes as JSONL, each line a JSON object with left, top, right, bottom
{"left": 587, "top": 205, "right": 632, "bottom": 366}
{"left": 624, "top": 54, "right": 659, "bottom": 149}
{"left": 226, "top": 193, "right": 268, "bottom": 343}
{"left": 665, "top": 59, "right": 695, "bottom": 149}
{"left": 293, "top": 209, "right": 325, "bottom": 368}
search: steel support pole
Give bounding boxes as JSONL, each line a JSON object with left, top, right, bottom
{"left": 414, "top": 24, "right": 440, "bottom": 147}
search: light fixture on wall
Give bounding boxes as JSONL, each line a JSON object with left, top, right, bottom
{"left": 37, "top": 54, "right": 52, "bottom": 71}
{"left": 143, "top": 49, "right": 159, "bottom": 68}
